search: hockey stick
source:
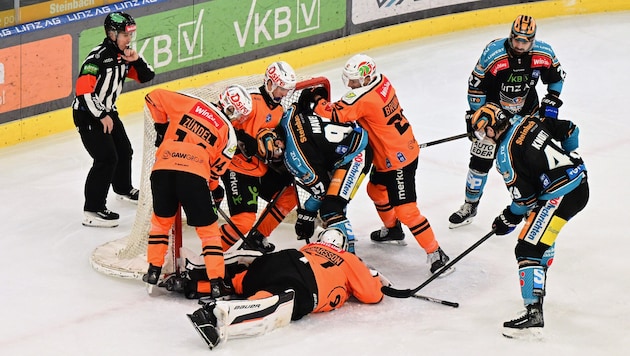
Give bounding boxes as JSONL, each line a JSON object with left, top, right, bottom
{"left": 412, "top": 294, "right": 459, "bottom": 308}
{"left": 216, "top": 205, "right": 251, "bottom": 246}
{"left": 244, "top": 185, "right": 290, "bottom": 239}
{"left": 418, "top": 133, "right": 467, "bottom": 149}
{"left": 382, "top": 229, "right": 496, "bottom": 298}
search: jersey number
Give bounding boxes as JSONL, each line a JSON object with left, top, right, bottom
{"left": 387, "top": 112, "right": 410, "bottom": 135}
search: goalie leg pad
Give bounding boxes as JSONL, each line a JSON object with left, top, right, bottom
{"left": 214, "top": 289, "right": 295, "bottom": 343}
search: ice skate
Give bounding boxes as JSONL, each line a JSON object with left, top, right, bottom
{"left": 82, "top": 209, "right": 119, "bottom": 228}
{"left": 370, "top": 220, "right": 407, "bottom": 246}
{"left": 116, "top": 188, "right": 139, "bottom": 204}
{"left": 188, "top": 301, "right": 222, "bottom": 349}
{"left": 448, "top": 201, "right": 478, "bottom": 229}
{"left": 238, "top": 231, "right": 275, "bottom": 253}
{"left": 428, "top": 247, "right": 454, "bottom": 276}
{"left": 502, "top": 303, "right": 544, "bottom": 339}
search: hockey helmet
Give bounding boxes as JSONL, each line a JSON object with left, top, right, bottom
{"left": 342, "top": 54, "right": 377, "bottom": 88}
{"left": 470, "top": 103, "right": 510, "bottom": 141}
{"left": 509, "top": 15, "right": 536, "bottom": 52}
{"left": 218, "top": 84, "right": 253, "bottom": 121}
{"left": 264, "top": 61, "right": 297, "bottom": 102}
{"left": 317, "top": 228, "right": 349, "bottom": 251}
{"left": 104, "top": 12, "right": 136, "bottom": 36}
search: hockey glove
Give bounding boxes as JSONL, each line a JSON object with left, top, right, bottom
{"left": 295, "top": 208, "right": 317, "bottom": 240}
{"left": 211, "top": 185, "right": 225, "bottom": 205}
{"left": 492, "top": 207, "right": 523, "bottom": 235}
{"left": 465, "top": 110, "right": 477, "bottom": 142}
{"left": 236, "top": 129, "right": 258, "bottom": 159}
{"left": 154, "top": 123, "right": 169, "bottom": 147}
{"left": 539, "top": 93, "right": 563, "bottom": 119}
{"left": 256, "top": 128, "right": 279, "bottom": 163}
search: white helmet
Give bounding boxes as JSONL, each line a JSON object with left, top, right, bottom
{"left": 317, "top": 228, "right": 348, "bottom": 251}
{"left": 342, "top": 54, "right": 377, "bottom": 88}
{"left": 218, "top": 84, "right": 253, "bottom": 121}
{"left": 264, "top": 61, "right": 297, "bottom": 102}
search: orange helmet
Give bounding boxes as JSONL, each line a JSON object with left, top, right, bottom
{"left": 509, "top": 15, "right": 536, "bottom": 52}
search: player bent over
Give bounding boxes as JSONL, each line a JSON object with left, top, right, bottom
{"left": 142, "top": 86, "right": 252, "bottom": 298}
{"left": 303, "top": 54, "right": 450, "bottom": 274}
{"left": 185, "top": 228, "right": 386, "bottom": 349}
{"left": 469, "top": 103, "right": 588, "bottom": 339}
{"left": 449, "top": 15, "right": 566, "bottom": 228}
{"left": 272, "top": 102, "right": 370, "bottom": 253}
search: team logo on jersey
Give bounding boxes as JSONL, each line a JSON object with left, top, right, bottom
{"left": 376, "top": 78, "right": 392, "bottom": 101}
{"left": 532, "top": 69, "right": 540, "bottom": 79}
{"left": 265, "top": 113, "right": 272, "bottom": 123}
{"left": 396, "top": 152, "right": 406, "bottom": 163}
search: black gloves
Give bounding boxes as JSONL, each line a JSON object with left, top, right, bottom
{"left": 539, "top": 93, "right": 563, "bottom": 119}
{"left": 236, "top": 129, "right": 258, "bottom": 159}
{"left": 295, "top": 208, "right": 317, "bottom": 240}
{"left": 492, "top": 207, "right": 523, "bottom": 235}
{"left": 154, "top": 123, "right": 169, "bottom": 147}
{"left": 465, "top": 110, "right": 476, "bottom": 142}
{"left": 211, "top": 185, "right": 224, "bottom": 205}
{"left": 297, "top": 86, "right": 329, "bottom": 112}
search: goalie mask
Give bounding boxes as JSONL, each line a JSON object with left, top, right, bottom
{"left": 218, "top": 84, "right": 253, "bottom": 122}
{"left": 342, "top": 54, "right": 377, "bottom": 88}
{"left": 317, "top": 228, "right": 348, "bottom": 251}
{"left": 264, "top": 61, "right": 297, "bottom": 103}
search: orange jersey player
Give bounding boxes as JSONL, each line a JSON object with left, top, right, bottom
{"left": 307, "top": 54, "right": 451, "bottom": 274}
{"left": 142, "top": 86, "right": 252, "bottom": 298}
{"left": 219, "top": 61, "right": 299, "bottom": 253}
{"left": 186, "top": 228, "right": 386, "bottom": 350}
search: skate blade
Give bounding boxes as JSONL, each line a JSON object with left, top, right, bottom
{"left": 448, "top": 219, "right": 473, "bottom": 229}
{"left": 435, "top": 266, "right": 456, "bottom": 278}
{"left": 145, "top": 282, "right": 167, "bottom": 297}
{"left": 372, "top": 239, "right": 407, "bottom": 246}
{"left": 187, "top": 314, "right": 220, "bottom": 349}
{"left": 502, "top": 327, "right": 543, "bottom": 340}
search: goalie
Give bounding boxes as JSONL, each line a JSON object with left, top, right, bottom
{"left": 184, "top": 227, "right": 387, "bottom": 350}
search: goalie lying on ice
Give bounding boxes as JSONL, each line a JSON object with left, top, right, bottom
{"left": 178, "top": 228, "right": 388, "bottom": 349}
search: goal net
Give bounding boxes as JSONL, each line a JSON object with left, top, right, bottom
{"left": 90, "top": 75, "right": 331, "bottom": 280}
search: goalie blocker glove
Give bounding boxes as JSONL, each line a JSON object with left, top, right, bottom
{"left": 492, "top": 207, "right": 523, "bottom": 235}
{"left": 539, "top": 92, "right": 563, "bottom": 119}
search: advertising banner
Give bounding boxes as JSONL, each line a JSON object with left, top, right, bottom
{"left": 78, "top": 0, "right": 346, "bottom": 74}
{"left": 0, "top": 34, "right": 72, "bottom": 116}
{"left": 352, "top": 0, "right": 480, "bottom": 24}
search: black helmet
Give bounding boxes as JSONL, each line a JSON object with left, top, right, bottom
{"left": 104, "top": 12, "right": 136, "bottom": 36}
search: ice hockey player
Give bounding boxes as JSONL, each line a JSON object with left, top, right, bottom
{"left": 302, "top": 53, "right": 451, "bottom": 274}
{"left": 142, "top": 86, "right": 252, "bottom": 298}
{"left": 186, "top": 227, "right": 386, "bottom": 349}
{"left": 449, "top": 15, "right": 566, "bottom": 228}
{"left": 218, "top": 61, "right": 299, "bottom": 253}
{"left": 469, "top": 103, "right": 588, "bottom": 339}
{"left": 255, "top": 100, "right": 371, "bottom": 254}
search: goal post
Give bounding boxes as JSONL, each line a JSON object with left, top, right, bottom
{"left": 90, "top": 75, "right": 331, "bottom": 280}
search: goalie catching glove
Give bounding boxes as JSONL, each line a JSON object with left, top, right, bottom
{"left": 539, "top": 92, "right": 563, "bottom": 119}
{"left": 492, "top": 207, "right": 523, "bottom": 235}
